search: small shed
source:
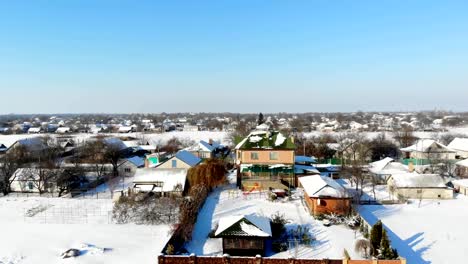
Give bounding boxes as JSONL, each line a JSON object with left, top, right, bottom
{"left": 215, "top": 214, "right": 272, "bottom": 256}
{"left": 132, "top": 168, "right": 187, "bottom": 197}
{"left": 299, "top": 175, "right": 351, "bottom": 216}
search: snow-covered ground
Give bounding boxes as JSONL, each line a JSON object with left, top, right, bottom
{"left": 186, "top": 176, "right": 362, "bottom": 259}
{"left": 0, "top": 131, "right": 230, "bottom": 148}
{"left": 0, "top": 196, "right": 171, "bottom": 264}
{"left": 2, "top": 127, "right": 468, "bottom": 149}
{"left": 359, "top": 195, "right": 468, "bottom": 264}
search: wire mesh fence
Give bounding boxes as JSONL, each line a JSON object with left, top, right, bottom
{"left": 23, "top": 198, "right": 114, "bottom": 224}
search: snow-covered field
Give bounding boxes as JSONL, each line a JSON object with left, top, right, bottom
{"left": 0, "top": 196, "right": 171, "bottom": 264}
{"left": 186, "top": 175, "right": 362, "bottom": 259}
{"left": 359, "top": 195, "right": 468, "bottom": 264}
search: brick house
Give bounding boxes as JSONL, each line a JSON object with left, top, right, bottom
{"left": 235, "top": 129, "right": 296, "bottom": 190}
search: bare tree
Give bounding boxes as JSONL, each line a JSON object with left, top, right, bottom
{"left": 354, "top": 238, "right": 372, "bottom": 259}
{"left": 0, "top": 146, "right": 27, "bottom": 194}
{"left": 394, "top": 127, "right": 418, "bottom": 148}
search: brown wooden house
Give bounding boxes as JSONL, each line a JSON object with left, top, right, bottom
{"left": 299, "top": 175, "right": 351, "bottom": 216}
{"left": 215, "top": 214, "right": 272, "bottom": 256}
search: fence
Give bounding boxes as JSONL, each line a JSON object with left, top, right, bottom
{"left": 157, "top": 255, "right": 406, "bottom": 264}
{"left": 23, "top": 198, "right": 114, "bottom": 224}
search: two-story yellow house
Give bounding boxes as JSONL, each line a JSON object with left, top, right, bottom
{"left": 235, "top": 130, "right": 296, "bottom": 190}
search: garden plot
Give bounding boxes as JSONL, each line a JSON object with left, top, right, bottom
{"left": 0, "top": 196, "right": 171, "bottom": 264}
{"left": 359, "top": 195, "right": 468, "bottom": 264}
{"left": 186, "top": 185, "right": 362, "bottom": 259}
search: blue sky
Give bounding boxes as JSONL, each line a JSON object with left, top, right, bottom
{"left": 1, "top": 1, "right": 467, "bottom": 114}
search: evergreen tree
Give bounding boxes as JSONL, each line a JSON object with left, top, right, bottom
{"left": 379, "top": 229, "right": 394, "bottom": 259}
{"left": 370, "top": 220, "right": 383, "bottom": 256}
{"left": 257, "top": 112, "right": 264, "bottom": 125}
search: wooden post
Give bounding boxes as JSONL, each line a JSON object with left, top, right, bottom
{"left": 255, "top": 255, "right": 262, "bottom": 264}
{"left": 189, "top": 253, "right": 196, "bottom": 264}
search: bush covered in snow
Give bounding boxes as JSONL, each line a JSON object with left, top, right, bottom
{"left": 112, "top": 194, "right": 180, "bottom": 225}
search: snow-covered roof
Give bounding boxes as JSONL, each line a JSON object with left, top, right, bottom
{"left": 448, "top": 138, "right": 468, "bottom": 152}
{"left": 55, "top": 127, "right": 71, "bottom": 133}
{"left": 294, "top": 164, "right": 320, "bottom": 175}
{"left": 369, "top": 157, "right": 394, "bottom": 172}
{"left": 133, "top": 168, "right": 187, "bottom": 192}
{"left": 123, "top": 141, "right": 139, "bottom": 148}
{"left": 103, "top": 137, "right": 128, "bottom": 151}
{"left": 118, "top": 126, "right": 133, "bottom": 132}
{"left": 452, "top": 179, "right": 468, "bottom": 188}
{"left": 185, "top": 140, "right": 220, "bottom": 153}
{"left": 27, "top": 127, "right": 42, "bottom": 133}
{"left": 175, "top": 150, "right": 202, "bottom": 167}
{"left": 126, "top": 156, "right": 145, "bottom": 168}
{"left": 389, "top": 173, "right": 447, "bottom": 188}
{"left": 369, "top": 157, "right": 408, "bottom": 174}
{"left": 456, "top": 159, "right": 468, "bottom": 168}
{"left": 235, "top": 130, "right": 295, "bottom": 150}
{"left": 215, "top": 214, "right": 272, "bottom": 237}
{"left": 299, "top": 175, "right": 349, "bottom": 198}
{"left": 295, "top": 155, "right": 316, "bottom": 164}
{"left": 401, "top": 139, "right": 454, "bottom": 153}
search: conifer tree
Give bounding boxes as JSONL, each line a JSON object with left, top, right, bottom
{"left": 370, "top": 220, "right": 383, "bottom": 256}
{"left": 258, "top": 112, "right": 264, "bottom": 125}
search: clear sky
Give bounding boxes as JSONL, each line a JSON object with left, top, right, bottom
{"left": 1, "top": 1, "right": 468, "bottom": 114}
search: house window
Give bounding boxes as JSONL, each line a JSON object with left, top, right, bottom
{"left": 28, "top": 182, "right": 34, "bottom": 190}
{"left": 124, "top": 168, "right": 131, "bottom": 173}
{"left": 172, "top": 160, "right": 177, "bottom": 168}
{"left": 269, "top": 152, "right": 279, "bottom": 160}
{"left": 417, "top": 190, "right": 422, "bottom": 194}
{"left": 250, "top": 152, "right": 259, "bottom": 160}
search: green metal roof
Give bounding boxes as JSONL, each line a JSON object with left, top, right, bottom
{"left": 237, "top": 131, "right": 296, "bottom": 150}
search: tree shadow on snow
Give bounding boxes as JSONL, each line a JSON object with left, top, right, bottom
{"left": 185, "top": 187, "right": 222, "bottom": 255}
{"left": 360, "top": 207, "right": 432, "bottom": 264}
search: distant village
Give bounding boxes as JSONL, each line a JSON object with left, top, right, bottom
{"left": 1, "top": 111, "right": 468, "bottom": 263}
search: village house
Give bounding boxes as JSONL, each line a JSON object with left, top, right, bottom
{"left": 184, "top": 140, "right": 220, "bottom": 159}
{"left": 387, "top": 173, "right": 453, "bottom": 200}
{"left": 55, "top": 127, "right": 71, "bottom": 134}
{"left": 454, "top": 159, "right": 468, "bottom": 178}
{"left": 299, "top": 175, "right": 351, "bottom": 216}
{"left": 215, "top": 214, "right": 272, "bottom": 257}
{"left": 447, "top": 138, "right": 468, "bottom": 159}
{"left": 368, "top": 157, "right": 409, "bottom": 183}
{"left": 132, "top": 168, "right": 187, "bottom": 197}
{"left": 235, "top": 128, "right": 296, "bottom": 190}
{"left": 155, "top": 150, "right": 202, "bottom": 169}
{"left": 10, "top": 168, "right": 59, "bottom": 193}
{"left": 27, "top": 127, "right": 42, "bottom": 134}
{"left": 400, "top": 139, "right": 456, "bottom": 162}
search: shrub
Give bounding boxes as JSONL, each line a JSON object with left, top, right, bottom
{"left": 187, "top": 159, "right": 226, "bottom": 190}
{"left": 165, "top": 244, "right": 175, "bottom": 255}
{"left": 288, "top": 225, "right": 313, "bottom": 245}
{"left": 272, "top": 241, "right": 288, "bottom": 252}
{"left": 270, "top": 212, "right": 287, "bottom": 238}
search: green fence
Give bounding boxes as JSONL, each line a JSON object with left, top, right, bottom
{"left": 316, "top": 158, "right": 342, "bottom": 165}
